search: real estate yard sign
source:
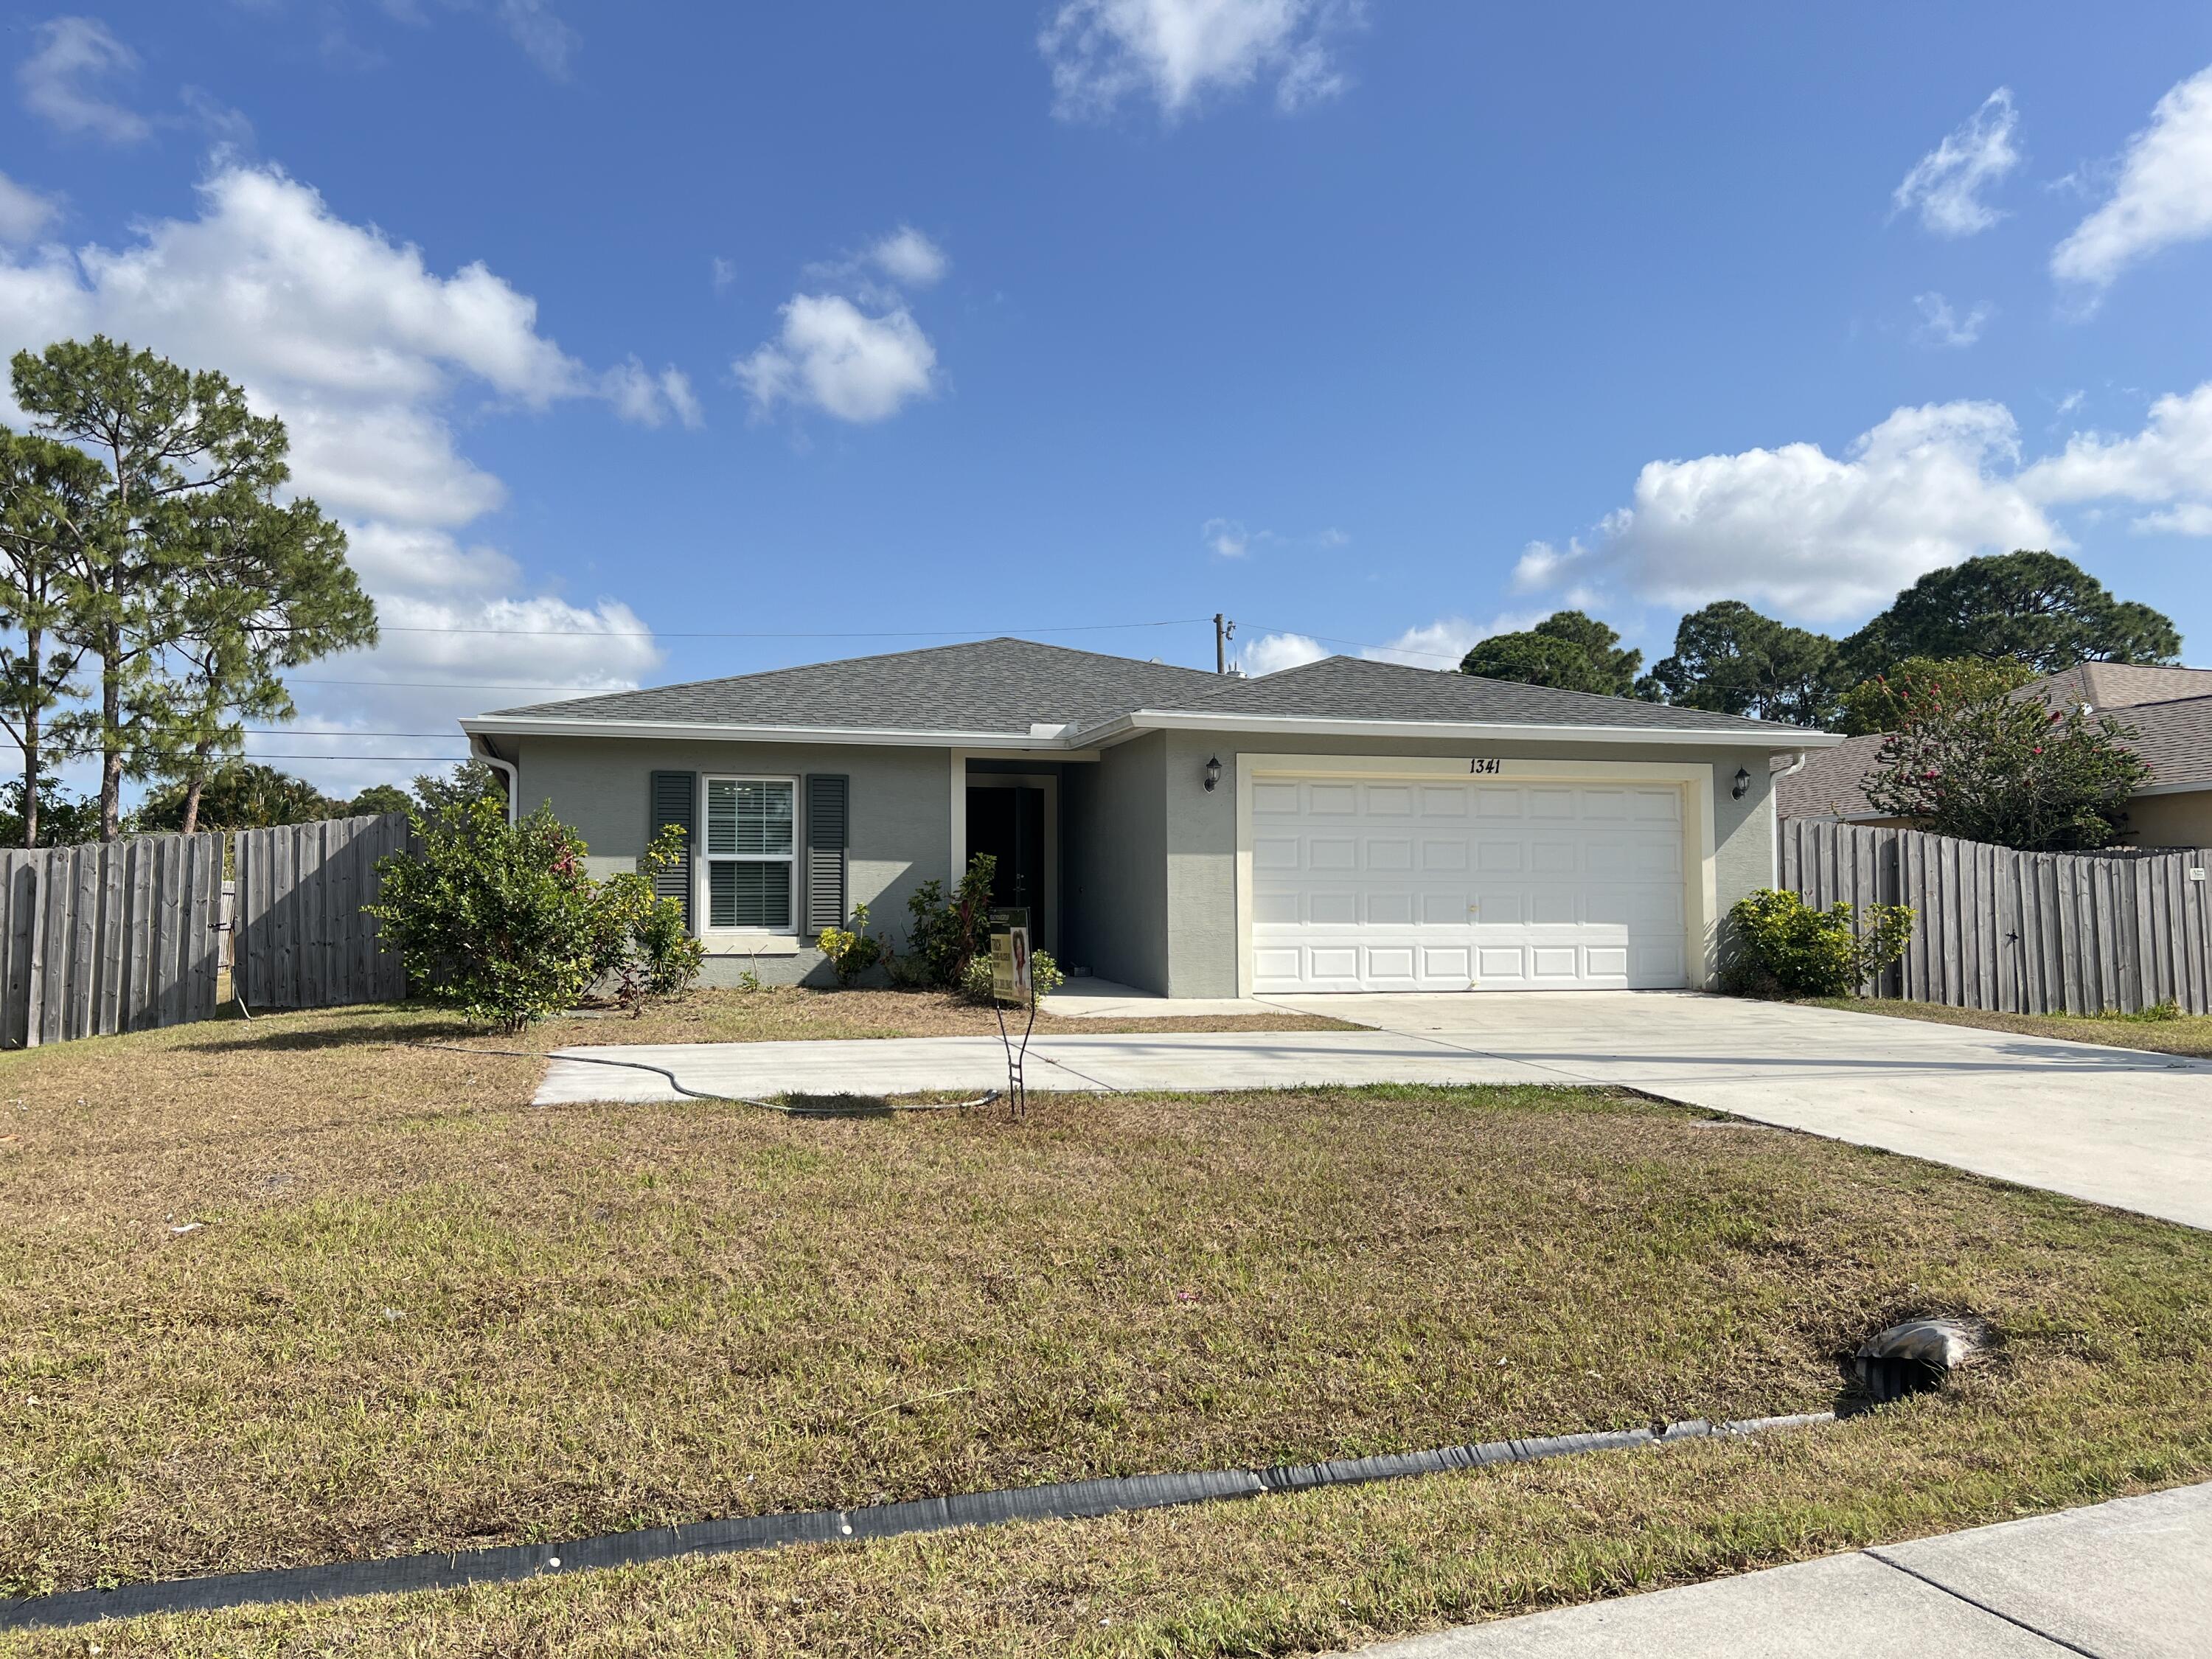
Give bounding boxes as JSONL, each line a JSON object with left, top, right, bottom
{"left": 991, "top": 925, "right": 1032, "bottom": 1004}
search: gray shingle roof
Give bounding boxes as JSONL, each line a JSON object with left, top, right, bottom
{"left": 484, "top": 639, "right": 1227, "bottom": 733}
{"left": 2027, "top": 662, "right": 2212, "bottom": 711}
{"left": 1775, "top": 734, "right": 1888, "bottom": 819}
{"left": 479, "top": 636, "right": 1820, "bottom": 741}
{"left": 1158, "top": 653, "right": 1806, "bottom": 735}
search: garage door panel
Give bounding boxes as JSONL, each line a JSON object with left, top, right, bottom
{"left": 1250, "top": 774, "right": 1690, "bottom": 994}
{"left": 1368, "top": 890, "right": 1415, "bottom": 926}
{"left": 1367, "top": 837, "right": 1413, "bottom": 872}
{"left": 1421, "top": 838, "right": 1469, "bottom": 872}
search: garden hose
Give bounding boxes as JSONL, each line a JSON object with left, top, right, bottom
{"left": 407, "top": 1041, "right": 1001, "bottom": 1116}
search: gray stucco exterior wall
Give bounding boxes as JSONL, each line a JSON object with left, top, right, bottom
{"left": 1060, "top": 731, "right": 1169, "bottom": 990}
{"left": 1157, "top": 728, "right": 1784, "bottom": 999}
{"left": 507, "top": 736, "right": 948, "bottom": 987}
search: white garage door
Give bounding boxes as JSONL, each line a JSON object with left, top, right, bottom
{"left": 1248, "top": 776, "right": 1688, "bottom": 993}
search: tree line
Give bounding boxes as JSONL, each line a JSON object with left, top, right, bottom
{"left": 0, "top": 337, "right": 375, "bottom": 846}
{"left": 1459, "top": 550, "right": 2180, "bottom": 734}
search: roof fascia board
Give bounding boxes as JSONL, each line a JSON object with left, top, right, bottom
{"left": 1068, "top": 709, "right": 1847, "bottom": 751}
{"left": 2129, "top": 779, "right": 2211, "bottom": 798}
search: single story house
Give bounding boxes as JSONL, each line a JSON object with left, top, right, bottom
{"left": 1778, "top": 662, "right": 2212, "bottom": 847}
{"left": 459, "top": 639, "right": 1840, "bottom": 995}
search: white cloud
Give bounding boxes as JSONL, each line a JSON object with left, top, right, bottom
{"left": 602, "top": 357, "right": 702, "bottom": 429}
{"left": 1893, "top": 88, "right": 2019, "bottom": 237}
{"left": 1040, "top": 0, "right": 1360, "bottom": 121}
{"left": 1203, "top": 516, "right": 1257, "bottom": 557}
{"left": 1239, "top": 630, "right": 1329, "bottom": 675}
{"left": 2020, "top": 382, "right": 2212, "bottom": 526}
{"left": 2053, "top": 65, "right": 2212, "bottom": 289}
{"left": 1363, "top": 613, "right": 1546, "bottom": 669}
{"left": 0, "top": 161, "right": 678, "bottom": 789}
{"left": 869, "top": 226, "right": 948, "bottom": 288}
{"left": 1913, "top": 291, "right": 1992, "bottom": 348}
{"left": 711, "top": 256, "right": 736, "bottom": 294}
{"left": 0, "top": 172, "right": 60, "bottom": 245}
{"left": 18, "top": 15, "right": 148, "bottom": 142}
{"left": 495, "top": 0, "right": 578, "bottom": 79}
{"left": 1515, "top": 402, "right": 2056, "bottom": 622}
{"left": 735, "top": 293, "right": 936, "bottom": 423}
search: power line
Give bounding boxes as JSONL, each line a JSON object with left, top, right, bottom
{"left": 239, "top": 753, "right": 472, "bottom": 762}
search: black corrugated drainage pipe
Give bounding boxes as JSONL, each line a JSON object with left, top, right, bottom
{"left": 0, "top": 1411, "right": 1833, "bottom": 1632}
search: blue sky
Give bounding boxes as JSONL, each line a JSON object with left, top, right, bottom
{"left": 5, "top": 2, "right": 2212, "bottom": 789}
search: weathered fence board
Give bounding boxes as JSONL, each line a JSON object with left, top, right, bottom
{"left": 0, "top": 835, "right": 226, "bottom": 1047}
{"left": 233, "top": 813, "right": 411, "bottom": 1012}
{"left": 1782, "top": 818, "right": 2212, "bottom": 1015}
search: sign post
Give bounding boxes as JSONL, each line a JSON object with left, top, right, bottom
{"left": 990, "top": 925, "right": 1036, "bottom": 1118}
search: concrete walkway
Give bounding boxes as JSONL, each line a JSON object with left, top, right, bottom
{"left": 1353, "top": 1481, "right": 2211, "bottom": 1657}
{"left": 538, "top": 992, "right": 2212, "bottom": 1228}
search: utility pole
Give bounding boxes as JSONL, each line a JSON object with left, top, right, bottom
{"left": 1214, "top": 613, "right": 1236, "bottom": 674}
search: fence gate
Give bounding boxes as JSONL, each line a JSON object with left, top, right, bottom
{"left": 1781, "top": 818, "right": 2212, "bottom": 1016}
{"left": 0, "top": 834, "right": 226, "bottom": 1048}
{"left": 233, "top": 813, "right": 413, "bottom": 1012}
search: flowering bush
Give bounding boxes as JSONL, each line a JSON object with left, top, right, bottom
{"left": 1721, "top": 888, "right": 1914, "bottom": 999}
{"left": 371, "top": 799, "right": 699, "bottom": 1032}
{"left": 1864, "top": 678, "right": 2152, "bottom": 852}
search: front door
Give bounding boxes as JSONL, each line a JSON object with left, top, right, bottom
{"left": 966, "top": 785, "right": 1046, "bottom": 942}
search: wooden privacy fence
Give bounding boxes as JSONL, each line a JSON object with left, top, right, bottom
{"left": 1781, "top": 818, "right": 2212, "bottom": 1015}
{"left": 0, "top": 810, "right": 414, "bottom": 1047}
{"left": 0, "top": 834, "right": 226, "bottom": 1047}
{"left": 234, "top": 813, "right": 413, "bottom": 1012}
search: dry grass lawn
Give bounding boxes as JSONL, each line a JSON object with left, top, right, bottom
{"left": 1, "top": 1003, "right": 2208, "bottom": 1656}
{"left": 548, "top": 985, "right": 1359, "bottom": 1045}
{"left": 1809, "top": 995, "right": 2212, "bottom": 1057}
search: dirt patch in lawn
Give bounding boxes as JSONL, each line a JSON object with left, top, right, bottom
{"left": 1, "top": 1003, "right": 2208, "bottom": 1640}
{"left": 528, "top": 986, "right": 1360, "bottom": 1045}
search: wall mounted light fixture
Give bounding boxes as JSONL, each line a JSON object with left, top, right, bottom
{"left": 1732, "top": 766, "right": 1752, "bottom": 800}
{"left": 1203, "top": 755, "right": 1222, "bottom": 793}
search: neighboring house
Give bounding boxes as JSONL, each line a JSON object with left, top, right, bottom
{"left": 459, "top": 639, "right": 1838, "bottom": 995}
{"left": 1777, "top": 663, "right": 2212, "bottom": 846}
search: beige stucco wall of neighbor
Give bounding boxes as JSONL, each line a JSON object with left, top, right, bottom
{"left": 1157, "top": 728, "right": 1790, "bottom": 999}
{"left": 507, "top": 736, "right": 949, "bottom": 987}
{"left": 1060, "top": 731, "right": 1169, "bottom": 991}
{"left": 2126, "top": 789, "right": 2212, "bottom": 850}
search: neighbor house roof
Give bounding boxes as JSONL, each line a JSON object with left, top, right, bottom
{"left": 463, "top": 636, "right": 1838, "bottom": 751}
{"left": 1776, "top": 666, "right": 2212, "bottom": 821}
{"left": 2025, "top": 662, "right": 2212, "bottom": 712}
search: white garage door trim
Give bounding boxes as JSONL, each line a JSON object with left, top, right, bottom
{"left": 1234, "top": 755, "right": 1719, "bottom": 996}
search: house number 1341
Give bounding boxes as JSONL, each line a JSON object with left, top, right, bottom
{"left": 1469, "top": 759, "right": 1502, "bottom": 775}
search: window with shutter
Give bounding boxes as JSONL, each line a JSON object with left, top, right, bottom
{"left": 700, "top": 776, "right": 796, "bottom": 931}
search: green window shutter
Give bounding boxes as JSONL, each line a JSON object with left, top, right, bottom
{"left": 804, "top": 773, "right": 849, "bottom": 932}
{"left": 648, "top": 771, "right": 697, "bottom": 931}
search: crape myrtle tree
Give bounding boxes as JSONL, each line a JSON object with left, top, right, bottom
{"left": 7, "top": 336, "right": 373, "bottom": 840}
{"left": 1864, "top": 676, "right": 2152, "bottom": 852}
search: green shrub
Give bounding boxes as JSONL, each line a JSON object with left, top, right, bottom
{"left": 958, "top": 946, "right": 1066, "bottom": 1006}
{"left": 370, "top": 799, "right": 699, "bottom": 1032}
{"left": 900, "top": 854, "right": 998, "bottom": 989}
{"left": 816, "top": 901, "right": 886, "bottom": 988}
{"left": 1721, "top": 888, "right": 1914, "bottom": 999}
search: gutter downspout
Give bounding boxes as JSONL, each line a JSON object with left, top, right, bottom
{"left": 1770, "top": 750, "right": 1809, "bottom": 887}
{"left": 470, "top": 736, "right": 519, "bottom": 826}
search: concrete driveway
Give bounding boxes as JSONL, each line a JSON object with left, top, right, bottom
{"left": 538, "top": 992, "right": 2212, "bottom": 1230}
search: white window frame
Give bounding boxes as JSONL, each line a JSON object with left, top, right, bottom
{"left": 698, "top": 773, "right": 799, "bottom": 942}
